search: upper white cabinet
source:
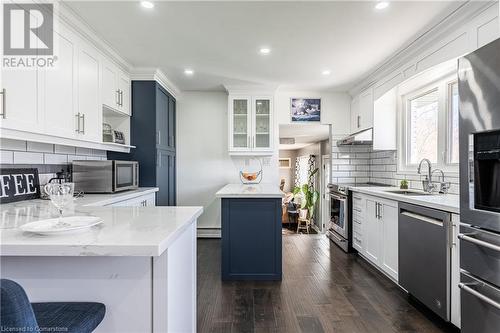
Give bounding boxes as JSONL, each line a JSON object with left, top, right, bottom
{"left": 350, "top": 88, "right": 373, "bottom": 132}
{"left": 102, "top": 60, "right": 131, "bottom": 115}
{"left": 373, "top": 89, "right": 397, "bottom": 151}
{"left": 228, "top": 94, "right": 273, "bottom": 155}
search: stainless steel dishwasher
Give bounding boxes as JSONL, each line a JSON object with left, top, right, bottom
{"left": 398, "top": 202, "right": 452, "bottom": 321}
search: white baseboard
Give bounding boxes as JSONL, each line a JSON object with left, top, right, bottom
{"left": 197, "top": 228, "right": 221, "bottom": 238}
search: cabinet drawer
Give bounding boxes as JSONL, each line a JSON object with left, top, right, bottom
{"left": 353, "top": 231, "right": 363, "bottom": 251}
{"left": 353, "top": 220, "right": 362, "bottom": 234}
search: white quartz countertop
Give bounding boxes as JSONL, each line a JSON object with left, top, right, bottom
{"left": 350, "top": 186, "right": 459, "bottom": 214}
{"left": 215, "top": 183, "right": 284, "bottom": 198}
{"left": 75, "top": 187, "right": 159, "bottom": 206}
{"left": 0, "top": 203, "right": 203, "bottom": 257}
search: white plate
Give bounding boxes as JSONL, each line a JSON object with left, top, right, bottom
{"left": 20, "top": 216, "right": 103, "bottom": 235}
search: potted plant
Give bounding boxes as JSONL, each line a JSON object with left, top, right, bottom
{"left": 293, "top": 168, "right": 320, "bottom": 220}
{"left": 400, "top": 179, "right": 409, "bottom": 190}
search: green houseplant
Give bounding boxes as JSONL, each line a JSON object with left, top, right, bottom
{"left": 293, "top": 167, "right": 320, "bottom": 219}
{"left": 400, "top": 179, "right": 409, "bottom": 190}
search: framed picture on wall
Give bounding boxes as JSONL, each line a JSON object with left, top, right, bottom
{"left": 291, "top": 98, "right": 321, "bottom": 122}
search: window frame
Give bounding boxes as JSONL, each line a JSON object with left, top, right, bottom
{"left": 398, "top": 73, "right": 459, "bottom": 174}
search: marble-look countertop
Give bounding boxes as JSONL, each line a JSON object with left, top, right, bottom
{"left": 73, "top": 187, "right": 159, "bottom": 206}
{"left": 215, "top": 183, "right": 284, "bottom": 198}
{"left": 350, "top": 186, "right": 459, "bottom": 214}
{"left": 0, "top": 204, "right": 203, "bottom": 257}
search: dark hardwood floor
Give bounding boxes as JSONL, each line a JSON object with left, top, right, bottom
{"left": 197, "top": 234, "right": 457, "bottom": 333}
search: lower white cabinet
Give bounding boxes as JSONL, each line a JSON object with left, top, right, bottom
{"left": 352, "top": 192, "right": 399, "bottom": 281}
{"left": 109, "top": 193, "right": 156, "bottom": 207}
{"left": 451, "top": 214, "right": 461, "bottom": 328}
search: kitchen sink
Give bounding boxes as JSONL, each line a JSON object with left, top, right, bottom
{"left": 384, "top": 189, "right": 434, "bottom": 196}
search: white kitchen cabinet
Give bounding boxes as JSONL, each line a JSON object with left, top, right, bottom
{"left": 373, "top": 88, "right": 397, "bottom": 151}
{"left": 450, "top": 213, "right": 461, "bottom": 328}
{"left": 44, "top": 24, "right": 77, "bottom": 139}
{"left": 102, "top": 60, "right": 131, "bottom": 115}
{"left": 352, "top": 192, "right": 399, "bottom": 281}
{"left": 228, "top": 94, "right": 273, "bottom": 155}
{"left": 0, "top": 7, "right": 42, "bottom": 134}
{"left": 76, "top": 42, "right": 101, "bottom": 142}
{"left": 350, "top": 88, "right": 373, "bottom": 132}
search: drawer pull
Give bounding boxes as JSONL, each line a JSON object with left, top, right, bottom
{"left": 458, "top": 233, "right": 500, "bottom": 253}
{"left": 459, "top": 283, "right": 500, "bottom": 310}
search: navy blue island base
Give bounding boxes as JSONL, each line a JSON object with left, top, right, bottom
{"left": 221, "top": 198, "right": 283, "bottom": 281}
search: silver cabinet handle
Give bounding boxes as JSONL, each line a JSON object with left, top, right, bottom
{"left": 375, "top": 202, "right": 378, "bottom": 219}
{"left": 459, "top": 283, "right": 500, "bottom": 310}
{"left": 157, "top": 131, "right": 161, "bottom": 145}
{"left": 378, "top": 203, "right": 382, "bottom": 219}
{"left": 81, "top": 113, "right": 85, "bottom": 134}
{"left": 458, "top": 233, "right": 500, "bottom": 252}
{"left": 0, "top": 88, "right": 5, "bottom": 119}
{"left": 116, "top": 90, "right": 120, "bottom": 106}
{"left": 357, "top": 115, "right": 360, "bottom": 128}
{"left": 119, "top": 90, "right": 123, "bottom": 106}
{"left": 75, "top": 113, "right": 80, "bottom": 133}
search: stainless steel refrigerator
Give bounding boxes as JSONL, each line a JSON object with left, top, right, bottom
{"left": 458, "top": 37, "right": 500, "bottom": 332}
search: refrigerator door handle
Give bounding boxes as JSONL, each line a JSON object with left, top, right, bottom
{"left": 459, "top": 282, "right": 500, "bottom": 310}
{"left": 458, "top": 233, "right": 500, "bottom": 252}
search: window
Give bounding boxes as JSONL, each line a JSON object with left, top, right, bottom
{"left": 401, "top": 73, "right": 459, "bottom": 172}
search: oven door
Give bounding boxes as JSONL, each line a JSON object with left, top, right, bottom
{"left": 113, "top": 161, "right": 139, "bottom": 192}
{"left": 329, "top": 192, "right": 348, "bottom": 239}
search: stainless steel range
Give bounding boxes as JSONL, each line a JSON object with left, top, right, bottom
{"left": 327, "top": 183, "right": 389, "bottom": 252}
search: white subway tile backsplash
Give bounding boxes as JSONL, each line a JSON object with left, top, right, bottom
{"left": 67, "top": 155, "right": 87, "bottom": 162}
{"left": 0, "top": 151, "right": 14, "bottom": 164}
{"left": 75, "top": 147, "right": 92, "bottom": 156}
{"left": 0, "top": 139, "right": 26, "bottom": 151}
{"left": 27, "top": 142, "right": 53, "bottom": 153}
{"left": 85, "top": 156, "right": 102, "bottom": 161}
{"left": 14, "top": 151, "right": 44, "bottom": 164}
{"left": 44, "top": 154, "right": 68, "bottom": 165}
{"left": 54, "top": 145, "right": 76, "bottom": 155}
{"left": 338, "top": 165, "right": 356, "bottom": 171}
{"left": 331, "top": 158, "right": 350, "bottom": 165}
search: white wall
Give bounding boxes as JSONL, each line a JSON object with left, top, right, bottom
{"left": 275, "top": 90, "right": 351, "bottom": 135}
{"left": 177, "top": 91, "right": 279, "bottom": 236}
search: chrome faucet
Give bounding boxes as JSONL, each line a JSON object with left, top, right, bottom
{"left": 431, "top": 168, "right": 450, "bottom": 194}
{"left": 417, "top": 159, "right": 437, "bottom": 193}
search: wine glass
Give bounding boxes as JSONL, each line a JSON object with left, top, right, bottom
{"left": 44, "top": 183, "right": 74, "bottom": 225}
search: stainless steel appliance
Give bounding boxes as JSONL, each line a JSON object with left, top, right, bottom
{"left": 398, "top": 202, "right": 452, "bottom": 321}
{"left": 458, "top": 37, "right": 500, "bottom": 332}
{"left": 72, "top": 160, "right": 138, "bottom": 193}
{"left": 327, "top": 183, "right": 389, "bottom": 252}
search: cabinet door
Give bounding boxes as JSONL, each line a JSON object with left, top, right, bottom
{"left": 253, "top": 97, "right": 272, "bottom": 151}
{"left": 156, "top": 87, "right": 170, "bottom": 150}
{"left": 350, "top": 96, "right": 360, "bottom": 133}
{"left": 168, "top": 96, "right": 176, "bottom": 150}
{"left": 0, "top": 7, "right": 42, "bottom": 133}
{"left": 359, "top": 89, "right": 374, "bottom": 130}
{"left": 156, "top": 150, "right": 175, "bottom": 206}
{"left": 381, "top": 202, "right": 399, "bottom": 280}
{"left": 77, "top": 44, "right": 101, "bottom": 142}
{"left": 118, "top": 72, "right": 130, "bottom": 115}
{"left": 364, "top": 199, "right": 381, "bottom": 265}
{"left": 229, "top": 96, "right": 251, "bottom": 151}
{"left": 373, "top": 89, "right": 397, "bottom": 151}
{"left": 102, "top": 61, "right": 118, "bottom": 110}
{"left": 450, "top": 214, "right": 461, "bottom": 328}
{"left": 44, "top": 24, "right": 77, "bottom": 139}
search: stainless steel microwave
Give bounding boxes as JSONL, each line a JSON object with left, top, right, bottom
{"left": 72, "top": 160, "right": 139, "bottom": 193}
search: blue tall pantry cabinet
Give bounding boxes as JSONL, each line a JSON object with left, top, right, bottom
{"left": 108, "top": 81, "right": 176, "bottom": 206}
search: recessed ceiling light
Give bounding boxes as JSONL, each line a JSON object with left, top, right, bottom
{"left": 322, "top": 70, "right": 331, "bottom": 76}
{"left": 184, "top": 69, "right": 194, "bottom": 76}
{"left": 375, "top": 1, "right": 390, "bottom": 10}
{"left": 140, "top": 1, "right": 154, "bottom": 9}
{"left": 259, "top": 47, "right": 271, "bottom": 55}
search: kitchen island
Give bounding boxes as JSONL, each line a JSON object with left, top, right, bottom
{"left": 0, "top": 201, "right": 203, "bottom": 333}
{"left": 216, "top": 184, "right": 283, "bottom": 281}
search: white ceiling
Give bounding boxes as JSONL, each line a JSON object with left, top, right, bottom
{"left": 66, "top": 1, "right": 464, "bottom": 92}
{"left": 279, "top": 123, "right": 330, "bottom": 150}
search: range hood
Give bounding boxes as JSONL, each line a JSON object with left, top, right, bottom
{"left": 337, "top": 128, "right": 373, "bottom": 146}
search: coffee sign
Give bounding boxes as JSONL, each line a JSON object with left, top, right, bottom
{"left": 0, "top": 168, "right": 40, "bottom": 203}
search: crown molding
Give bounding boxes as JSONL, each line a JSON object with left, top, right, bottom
{"left": 57, "top": 2, "right": 133, "bottom": 73}
{"left": 223, "top": 84, "right": 279, "bottom": 94}
{"left": 348, "top": 0, "right": 497, "bottom": 96}
{"left": 130, "top": 68, "right": 181, "bottom": 98}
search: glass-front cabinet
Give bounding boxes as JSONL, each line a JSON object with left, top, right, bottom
{"left": 229, "top": 95, "right": 273, "bottom": 154}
